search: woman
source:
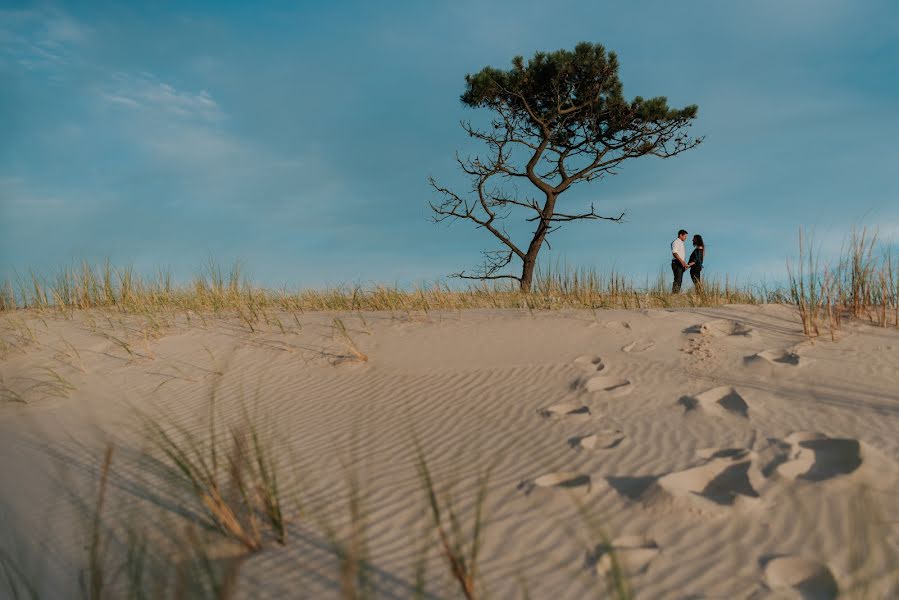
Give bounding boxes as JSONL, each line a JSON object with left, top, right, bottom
{"left": 688, "top": 234, "right": 704, "bottom": 289}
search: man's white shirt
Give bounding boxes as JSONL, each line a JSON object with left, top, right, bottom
{"left": 671, "top": 238, "right": 686, "bottom": 263}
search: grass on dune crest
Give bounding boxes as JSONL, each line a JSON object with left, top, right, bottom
{"left": 1, "top": 229, "right": 897, "bottom": 347}
{"left": 0, "top": 258, "right": 776, "bottom": 318}
{"left": 3, "top": 226, "right": 897, "bottom": 325}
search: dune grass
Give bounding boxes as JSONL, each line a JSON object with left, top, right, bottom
{"left": 2, "top": 226, "right": 896, "bottom": 329}
{"left": 787, "top": 227, "right": 899, "bottom": 337}
{"left": 143, "top": 401, "right": 287, "bottom": 551}
{"left": 414, "top": 442, "right": 493, "bottom": 600}
{"left": 0, "top": 258, "right": 774, "bottom": 319}
{"left": 331, "top": 317, "right": 369, "bottom": 363}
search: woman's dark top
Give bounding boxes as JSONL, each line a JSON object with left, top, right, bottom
{"left": 689, "top": 247, "right": 704, "bottom": 271}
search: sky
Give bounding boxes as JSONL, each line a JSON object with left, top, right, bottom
{"left": 2, "top": 0, "right": 898, "bottom": 290}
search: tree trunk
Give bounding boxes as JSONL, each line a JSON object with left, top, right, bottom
{"left": 520, "top": 256, "right": 537, "bottom": 292}
{"left": 519, "top": 226, "right": 548, "bottom": 292}
{"left": 519, "top": 194, "right": 556, "bottom": 292}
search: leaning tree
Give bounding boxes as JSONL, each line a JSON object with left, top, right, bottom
{"left": 429, "top": 42, "right": 702, "bottom": 291}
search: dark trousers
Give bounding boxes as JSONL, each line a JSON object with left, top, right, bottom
{"left": 671, "top": 260, "right": 685, "bottom": 293}
{"left": 690, "top": 268, "right": 702, "bottom": 288}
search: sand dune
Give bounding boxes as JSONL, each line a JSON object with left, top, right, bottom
{"left": 1, "top": 304, "right": 898, "bottom": 598}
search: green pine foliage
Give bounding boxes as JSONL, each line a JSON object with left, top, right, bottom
{"left": 461, "top": 41, "right": 698, "bottom": 153}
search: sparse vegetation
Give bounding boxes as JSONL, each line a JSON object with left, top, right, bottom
{"left": 415, "top": 443, "right": 493, "bottom": 600}
{"left": 0, "top": 366, "right": 76, "bottom": 403}
{"left": 143, "top": 399, "right": 288, "bottom": 551}
{"left": 1, "top": 259, "right": 777, "bottom": 318}
{"left": 331, "top": 317, "right": 369, "bottom": 363}
{"left": 787, "top": 226, "right": 899, "bottom": 337}
{"left": 3, "top": 232, "right": 896, "bottom": 338}
{"left": 787, "top": 228, "right": 826, "bottom": 336}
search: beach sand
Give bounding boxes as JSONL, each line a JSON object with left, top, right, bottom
{"left": 1, "top": 305, "right": 898, "bottom": 598}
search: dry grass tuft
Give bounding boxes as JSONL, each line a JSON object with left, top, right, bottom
{"left": 144, "top": 401, "right": 287, "bottom": 551}
{"left": 787, "top": 228, "right": 825, "bottom": 336}
{"left": 415, "top": 443, "right": 492, "bottom": 600}
{"left": 331, "top": 317, "right": 369, "bottom": 363}
{"left": 787, "top": 226, "right": 899, "bottom": 337}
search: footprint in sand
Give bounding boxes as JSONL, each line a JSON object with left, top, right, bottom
{"left": 775, "top": 432, "right": 863, "bottom": 482}
{"left": 622, "top": 340, "right": 655, "bottom": 353}
{"left": 655, "top": 449, "right": 763, "bottom": 510}
{"left": 762, "top": 555, "right": 838, "bottom": 599}
{"left": 519, "top": 472, "right": 592, "bottom": 496}
{"left": 678, "top": 386, "right": 749, "bottom": 418}
{"left": 591, "top": 535, "right": 660, "bottom": 578}
{"left": 607, "top": 448, "right": 764, "bottom": 513}
{"left": 569, "top": 430, "right": 624, "bottom": 450}
{"left": 574, "top": 355, "right": 605, "bottom": 372}
{"left": 605, "top": 320, "right": 631, "bottom": 330}
{"left": 745, "top": 349, "right": 806, "bottom": 367}
{"left": 539, "top": 402, "right": 592, "bottom": 422}
{"left": 584, "top": 375, "right": 632, "bottom": 395}
{"left": 685, "top": 319, "right": 757, "bottom": 338}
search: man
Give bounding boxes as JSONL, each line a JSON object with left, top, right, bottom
{"left": 671, "top": 229, "right": 689, "bottom": 293}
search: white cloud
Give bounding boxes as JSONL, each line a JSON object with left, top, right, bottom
{"left": 0, "top": 8, "right": 90, "bottom": 70}
{"left": 100, "top": 72, "right": 225, "bottom": 121}
{"left": 100, "top": 93, "right": 142, "bottom": 108}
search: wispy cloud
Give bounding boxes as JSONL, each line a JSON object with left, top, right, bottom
{"left": 99, "top": 72, "right": 225, "bottom": 121}
{"left": 0, "top": 8, "right": 90, "bottom": 70}
{"left": 91, "top": 72, "right": 339, "bottom": 219}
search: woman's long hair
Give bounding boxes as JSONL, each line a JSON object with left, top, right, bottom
{"left": 692, "top": 234, "right": 705, "bottom": 248}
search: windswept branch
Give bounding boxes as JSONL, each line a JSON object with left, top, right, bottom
{"left": 429, "top": 176, "right": 526, "bottom": 260}
{"left": 525, "top": 203, "right": 625, "bottom": 223}
{"left": 450, "top": 250, "right": 520, "bottom": 282}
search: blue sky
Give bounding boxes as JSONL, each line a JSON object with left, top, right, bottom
{"left": 2, "top": 0, "right": 898, "bottom": 289}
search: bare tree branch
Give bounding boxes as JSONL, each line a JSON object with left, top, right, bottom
{"left": 450, "top": 249, "right": 520, "bottom": 282}
{"left": 525, "top": 203, "right": 625, "bottom": 223}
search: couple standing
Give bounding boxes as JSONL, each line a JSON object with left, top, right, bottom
{"left": 671, "top": 229, "right": 705, "bottom": 293}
